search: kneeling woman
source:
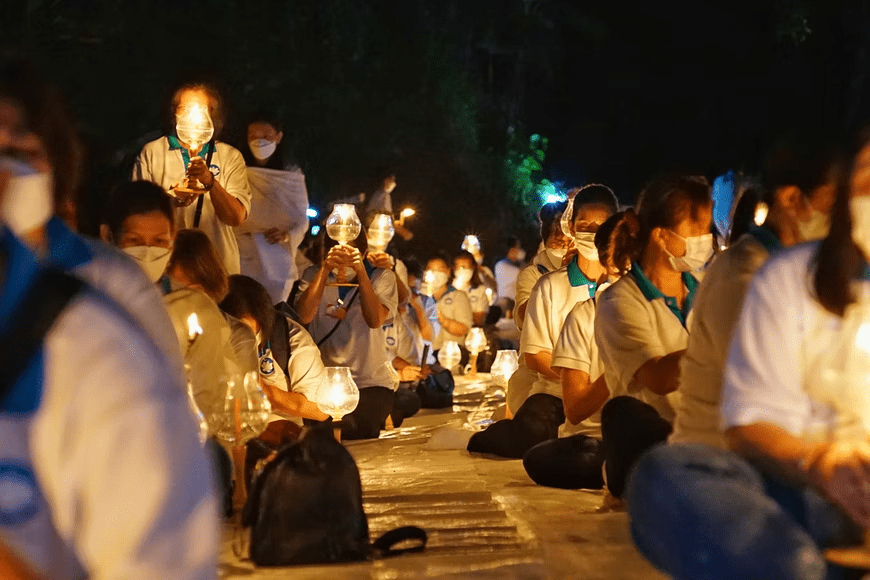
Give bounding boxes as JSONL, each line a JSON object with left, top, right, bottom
{"left": 295, "top": 230, "right": 399, "bottom": 440}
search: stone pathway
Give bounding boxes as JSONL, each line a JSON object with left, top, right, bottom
{"left": 219, "top": 374, "right": 667, "bottom": 579}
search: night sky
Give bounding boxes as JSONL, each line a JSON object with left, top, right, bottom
{"left": 2, "top": 0, "right": 866, "bottom": 259}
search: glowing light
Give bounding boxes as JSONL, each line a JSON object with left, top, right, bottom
{"left": 325, "top": 204, "right": 362, "bottom": 245}
{"left": 311, "top": 225, "right": 321, "bottom": 236}
{"left": 367, "top": 213, "right": 395, "bottom": 252}
{"left": 175, "top": 103, "right": 214, "bottom": 153}
{"left": 306, "top": 207, "right": 318, "bottom": 219}
{"left": 754, "top": 202, "right": 769, "bottom": 226}
{"left": 491, "top": 350, "right": 519, "bottom": 387}
{"left": 856, "top": 323, "right": 870, "bottom": 354}
{"left": 437, "top": 341, "right": 462, "bottom": 371}
{"left": 465, "top": 327, "right": 488, "bottom": 355}
{"left": 316, "top": 367, "right": 360, "bottom": 420}
{"left": 545, "top": 193, "right": 567, "bottom": 204}
{"left": 462, "top": 234, "right": 481, "bottom": 254}
{"left": 401, "top": 208, "right": 416, "bottom": 218}
{"left": 187, "top": 313, "right": 203, "bottom": 342}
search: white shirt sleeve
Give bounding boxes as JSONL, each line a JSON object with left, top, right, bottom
{"left": 520, "top": 277, "right": 554, "bottom": 356}
{"left": 552, "top": 300, "right": 595, "bottom": 375}
{"left": 219, "top": 146, "right": 252, "bottom": 217}
{"left": 594, "top": 282, "right": 668, "bottom": 395}
{"left": 371, "top": 267, "right": 399, "bottom": 326}
{"left": 37, "top": 297, "right": 217, "bottom": 580}
{"left": 285, "top": 318, "right": 327, "bottom": 402}
{"left": 720, "top": 256, "right": 813, "bottom": 434}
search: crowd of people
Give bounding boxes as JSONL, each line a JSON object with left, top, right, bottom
{"left": 4, "top": 55, "right": 870, "bottom": 580}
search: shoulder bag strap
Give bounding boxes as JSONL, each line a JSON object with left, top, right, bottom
{"left": 316, "top": 288, "right": 359, "bottom": 347}
{"left": 371, "top": 526, "right": 427, "bottom": 558}
{"left": 193, "top": 138, "right": 216, "bottom": 228}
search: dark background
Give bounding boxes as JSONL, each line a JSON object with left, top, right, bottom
{"left": 3, "top": 0, "right": 869, "bottom": 264}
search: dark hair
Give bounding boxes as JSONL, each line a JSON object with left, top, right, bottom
{"left": 813, "top": 130, "right": 867, "bottom": 316}
{"left": 220, "top": 275, "right": 276, "bottom": 340}
{"left": 539, "top": 200, "right": 568, "bottom": 243}
{"left": 0, "top": 58, "right": 83, "bottom": 225}
{"left": 168, "top": 229, "right": 229, "bottom": 302}
{"left": 166, "top": 81, "right": 225, "bottom": 138}
{"left": 571, "top": 184, "right": 619, "bottom": 222}
{"left": 505, "top": 234, "right": 521, "bottom": 251}
{"left": 727, "top": 186, "right": 761, "bottom": 244}
{"left": 763, "top": 139, "right": 838, "bottom": 204}
{"left": 453, "top": 250, "right": 483, "bottom": 287}
{"left": 611, "top": 175, "right": 711, "bottom": 268}
{"left": 241, "top": 114, "right": 289, "bottom": 170}
{"left": 595, "top": 211, "right": 631, "bottom": 274}
{"left": 403, "top": 256, "right": 423, "bottom": 279}
{"left": 103, "top": 180, "right": 174, "bottom": 242}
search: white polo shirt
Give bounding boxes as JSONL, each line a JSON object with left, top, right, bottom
{"left": 671, "top": 228, "right": 777, "bottom": 448}
{"left": 494, "top": 258, "right": 522, "bottom": 301}
{"left": 431, "top": 286, "right": 473, "bottom": 350}
{"left": 521, "top": 257, "right": 598, "bottom": 400}
{"left": 259, "top": 315, "right": 326, "bottom": 422}
{"left": 0, "top": 232, "right": 217, "bottom": 580}
{"left": 133, "top": 136, "right": 252, "bottom": 275}
{"left": 595, "top": 264, "right": 700, "bottom": 422}
{"left": 552, "top": 298, "right": 603, "bottom": 437}
{"left": 721, "top": 242, "right": 862, "bottom": 440}
{"left": 297, "top": 262, "right": 398, "bottom": 389}
{"left": 514, "top": 249, "right": 561, "bottom": 331}
{"left": 464, "top": 284, "right": 491, "bottom": 315}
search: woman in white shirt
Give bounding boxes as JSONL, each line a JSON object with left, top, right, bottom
{"left": 468, "top": 185, "right": 619, "bottom": 459}
{"left": 452, "top": 250, "right": 492, "bottom": 327}
{"left": 594, "top": 174, "right": 713, "bottom": 497}
{"left": 625, "top": 142, "right": 870, "bottom": 579}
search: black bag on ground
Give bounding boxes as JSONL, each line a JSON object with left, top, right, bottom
{"left": 415, "top": 364, "right": 454, "bottom": 409}
{"left": 242, "top": 424, "right": 427, "bottom": 566}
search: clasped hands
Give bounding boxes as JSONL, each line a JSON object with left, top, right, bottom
{"left": 171, "top": 158, "right": 215, "bottom": 207}
{"left": 324, "top": 244, "right": 365, "bottom": 276}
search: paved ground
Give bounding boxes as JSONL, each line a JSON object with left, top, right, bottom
{"left": 219, "top": 374, "right": 668, "bottom": 579}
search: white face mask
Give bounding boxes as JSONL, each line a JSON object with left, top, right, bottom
{"left": 798, "top": 208, "right": 830, "bottom": 242}
{"left": 574, "top": 232, "right": 599, "bottom": 262}
{"left": 249, "top": 139, "right": 277, "bottom": 161}
{"left": 452, "top": 267, "right": 474, "bottom": 289}
{"left": 544, "top": 247, "right": 567, "bottom": 266}
{"left": 123, "top": 245, "right": 172, "bottom": 282}
{"left": 426, "top": 270, "right": 450, "bottom": 291}
{"left": 666, "top": 231, "right": 714, "bottom": 272}
{"left": 851, "top": 197, "right": 870, "bottom": 258}
{"left": 0, "top": 157, "right": 54, "bottom": 238}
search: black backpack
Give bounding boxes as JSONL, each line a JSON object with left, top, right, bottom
{"left": 242, "top": 424, "right": 426, "bottom": 566}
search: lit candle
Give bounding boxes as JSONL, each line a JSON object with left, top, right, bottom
{"left": 187, "top": 313, "right": 203, "bottom": 345}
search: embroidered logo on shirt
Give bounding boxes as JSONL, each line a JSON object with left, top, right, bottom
{"left": 260, "top": 356, "right": 275, "bottom": 376}
{"left": 209, "top": 164, "right": 220, "bottom": 177}
{"left": 386, "top": 336, "right": 396, "bottom": 346}
{"left": 0, "top": 463, "right": 40, "bottom": 526}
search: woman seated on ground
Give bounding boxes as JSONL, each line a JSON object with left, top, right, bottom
{"left": 625, "top": 142, "right": 857, "bottom": 580}
{"left": 219, "top": 275, "right": 328, "bottom": 440}
{"left": 452, "top": 250, "right": 492, "bottom": 327}
{"left": 593, "top": 174, "right": 712, "bottom": 498}
{"left": 167, "top": 228, "right": 259, "bottom": 375}
{"left": 522, "top": 211, "right": 629, "bottom": 489}
{"left": 507, "top": 200, "right": 571, "bottom": 416}
{"left": 294, "top": 228, "right": 401, "bottom": 440}
{"left": 424, "top": 254, "right": 473, "bottom": 355}
{"left": 466, "top": 185, "right": 619, "bottom": 459}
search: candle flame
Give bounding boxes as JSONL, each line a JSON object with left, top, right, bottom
{"left": 187, "top": 313, "right": 203, "bottom": 341}
{"left": 753, "top": 202, "right": 769, "bottom": 227}
{"left": 401, "top": 207, "right": 415, "bottom": 218}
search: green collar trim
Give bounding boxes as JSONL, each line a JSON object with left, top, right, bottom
{"left": 629, "top": 262, "right": 698, "bottom": 327}
{"left": 167, "top": 135, "right": 215, "bottom": 167}
{"left": 567, "top": 256, "right": 597, "bottom": 298}
{"left": 747, "top": 225, "right": 782, "bottom": 254}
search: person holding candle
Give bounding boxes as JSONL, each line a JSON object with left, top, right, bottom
{"left": 461, "top": 234, "right": 498, "bottom": 295}
{"left": 467, "top": 185, "right": 618, "bottom": 459}
{"left": 133, "top": 81, "right": 251, "bottom": 275}
{"left": 624, "top": 143, "right": 866, "bottom": 578}
{"left": 452, "top": 250, "right": 492, "bottom": 327}
{"left": 236, "top": 114, "right": 309, "bottom": 303}
{"left": 295, "top": 231, "right": 400, "bottom": 440}
{"left": 0, "top": 105, "right": 218, "bottom": 580}
{"left": 425, "top": 255, "right": 474, "bottom": 355}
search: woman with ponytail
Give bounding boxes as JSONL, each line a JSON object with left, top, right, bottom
{"left": 593, "top": 174, "right": 713, "bottom": 497}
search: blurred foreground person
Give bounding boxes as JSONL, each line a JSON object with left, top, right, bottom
{"left": 236, "top": 115, "right": 308, "bottom": 303}
{"left": 626, "top": 139, "right": 870, "bottom": 580}
{"left": 133, "top": 81, "right": 251, "bottom": 274}
{"left": 0, "top": 113, "right": 217, "bottom": 580}
{"left": 0, "top": 59, "right": 182, "bottom": 380}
